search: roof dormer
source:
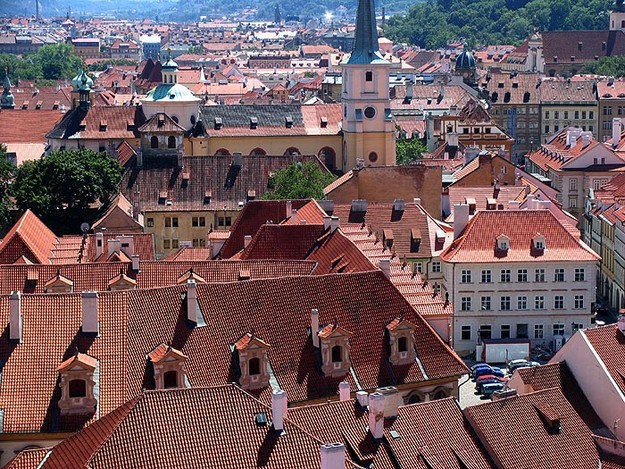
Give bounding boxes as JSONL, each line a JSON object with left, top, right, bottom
{"left": 234, "top": 333, "right": 270, "bottom": 390}
{"left": 107, "top": 269, "right": 138, "bottom": 291}
{"left": 496, "top": 234, "right": 510, "bottom": 252}
{"left": 44, "top": 270, "right": 74, "bottom": 293}
{"left": 386, "top": 317, "right": 417, "bottom": 366}
{"left": 147, "top": 343, "right": 189, "bottom": 389}
{"left": 176, "top": 268, "right": 206, "bottom": 284}
{"left": 533, "top": 233, "right": 546, "bottom": 251}
{"left": 57, "top": 352, "right": 98, "bottom": 415}
{"left": 318, "top": 323, "right": 353, "bottom": 378}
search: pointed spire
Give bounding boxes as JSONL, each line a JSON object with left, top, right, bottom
{"left": 347, "top": 0, "right": 385, "bottom": 65}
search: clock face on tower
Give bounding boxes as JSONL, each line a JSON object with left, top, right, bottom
{"left": 364, "top": 106, "right": 376, "bottom": 119}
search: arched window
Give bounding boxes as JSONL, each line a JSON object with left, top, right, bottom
{"left": 368, "top": 152, "right": 378, "bottom": 163}
{"left": 249, "top": 357, "right": 261, "bottom": 375}
{"left": 172, "top": 116, "right": 179, "bottom": 124}
{"left": 150, "top": 136, "right": 159, "bottom": 148}
{"left": 332, "top": 345, "right": 342, "bottom": 363}
{"left": 433, "top": 389, "right": 448, "bottom": 400}
{"left": 319, "top": 147, "right": 336, "bottom": 171}
{"left": 408, "top": 394, "right": 422, "bottom": 404}
{"left": 69, "top": 379, "right": 87, "bottom": 398}
{"left": 215, "top": 148, "right": 231, "bottom": 156}
{"left": 168, "top": 136, "right": 176, "bottom": 148}
{"left": 284, "top": 147, "right": 301, "bottom": 156}
{"left": 398, "top": 336, "right": 408, "bottom": 353}
{"left": 163, "top": 370, "right": 178, "bottom": 389}
{"left": 190, "top": 115, "right": 196, "bottom": 125}
{"left": 250, "top": 147, "right": 267, "bottom": 156}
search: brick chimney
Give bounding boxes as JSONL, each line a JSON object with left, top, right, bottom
{"left": 320, "top": 443, "right": 345, "bottom": 469}
{"left": 368, "top": 392, "right": 385, "bottom": 439}
{"left": 272, "top": 389, "right": 287, "bottom": 432}
{"left": 81, "top": 291, "right": 99, "bottom": 334}
{"left": 311, "top": 308, "right": 319, "bottom": 347}
{"left": 339, "top": 381, "right": 350, "bottom": 401}
{"left": 187, "top": 279, "right": 198, "bottom": 323}
{"left": 376, "top": 386, "right": 400, "bottom": 418}
{"left": 9, "top": 291, "right": 22, "bottom": 342}
{"left": 453, "top": 204, "right": 470, "bottom": 239}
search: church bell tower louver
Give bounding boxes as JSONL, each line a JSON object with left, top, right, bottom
{"left": 340, "top": 0, "right": 395, "bottom": 170}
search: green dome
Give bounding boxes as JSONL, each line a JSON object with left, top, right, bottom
{"left": 142, "top": 83, "right": 200, "bottom": 102}
{"left": 71, "top": 69, "right": 93, "bottom": 92}
{"left": 162, "top": 58, "right": 178, "bottom": 70}
{"left": 456, "top": 50, "right": 476, "bottom": 70}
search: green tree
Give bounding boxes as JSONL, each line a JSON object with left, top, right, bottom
{"left": 12, "top": 149, "right": 123, "bottom": 232}
{"left": 581, "top": 55, "right": 625, "bottom": 76}
{"left": 0, "top": 145, "right": 16, "bottom": 231}
{"left": 396, "top": 137, "right": 427, "bottom": 165}
{"left": 36, "top": 43, "right": 83, "bottom": 80}
{"left": 262, "top": 162, "right": 336, "bottom": 200}
{"left": 187, "top": 45, "right": 204, "bottom": 55}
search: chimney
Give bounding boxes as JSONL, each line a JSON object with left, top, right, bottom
{"left": 453, "top": 204, "right": 470, "bottom": 239}
{"left": 413, "top": 197, "right": 421, "bottom": 206}
{"left": 339, "top": 381, "right": 350, "bottom": 401}
{"left": 285, "top": 200, "right": 292, "bottom": 221}
{"left": 581, "top": 131, "right": 592, "bottom": 147}
{"left": 272, "top": 389, "right": 287, "bottom": 432}
{"left": 131, "top": 254, "right": 140, "bottom": 272}
{"left": 95, "top": 232, "right": 104, "bottom": 258}
{"left": 187, "top": 279, "right": 198, "bottom": 323}
{"left": 508, "top": 201, "right": 521, "bottom": 210}
{"left": 618, "top": 313, "right": 625, "bottom": 335}
{"left": 323, "top": 215, "right": 332, "bottom": 231}
{"left": 351, "top": 199, "right": 368, "bottom": 212}
{"left": 356, "top": 390, "right": 369, "bottom": 407}
{"left": 376, "top": 386, "right": 399, "bottom": 418}
{"left": 107, "top": 238, "right": 121, "bottom": 256}
{"left": 406, "top": 79, "right": 414, "bottom": 100}
{"left": 9, "top": 291, "right": 22, "bottom": 342}
{"left": 290, "top": 208, "right": 298, "bottom": 224}
{"left": 311, "top": 308, "right": 319, "bottom": 347}
{"left": 393, "top": 199, "right": 405, "bottom": 211}
{"left": 244, "top": 235, "right": 252, "bottom": 248}
{"left": 464, "top": 147, "right": 479, "bottom": 165}
{"left": 379, "top": 259, "right": 391, "bottom": 278}
{"left": 446, "top": 132, "right": 459, "bottom": 147}
{"left": 566, "top": 130, "right": 578, "bottom": 148}
{"left": 329, "top": 216, "right": 340, "bottom": 232}
{"left": 233, "top": 152, "right": 243, "bottom": 167}
{"left": 527, "top": 193, "right": 536, "bottom": 209}
{"left": 81, "top": 291, "right": 99, "bottom": 334}
{"left": 368, "top": 392, "right": 385, "bottom": 439}
{"left": 320, "top": 443, "right": 345, "bottom": 469}
{"left": 613, "top": 118, "right": 622, "bottom": 146}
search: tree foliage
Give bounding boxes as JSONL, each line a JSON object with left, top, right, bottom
{"left": 87, "top": 59, "right": 139, "bottom": 72}
{"left": 0, "top": 43, "right": 82, "bottom": 82}
{"left": 262, "top": 162, "right": 336, "bottom": 200}
{"left": 12, "top": 149, "right": 123, "bottom": 232}
{"left": 396, "top": 137, "right": 427, "bottom": 165}
{"left": 0, "top": 145, "right": 16, "bottom": 231}
{"left": 384, "top": 0, "right": 612, "bottom": 48}
{"left": 581, "top": 55, "right": 625, "bottom": 76}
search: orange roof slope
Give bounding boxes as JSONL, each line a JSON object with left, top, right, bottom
{"left": 0, "top": 210, "right": 58, "bottom": 264}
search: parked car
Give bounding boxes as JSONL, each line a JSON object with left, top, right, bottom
{"left": 470, "top": 363, "right": 488, "bottom": 373}
{"left": 490, "top": 366, "right": 505, "bottom": 378}
{"left": 475, "top": 376, "right": 509, "bottom": 393}
{"left": 507, "top": 359, "right": 530, "bottom": 373}
{"left": 481, "top": 382, "right": 505, "bottom": 397}
{"left": 473, "top": 366, "right": 496, "bottom": 379}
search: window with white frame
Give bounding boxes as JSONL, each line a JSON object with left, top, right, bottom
{"left": 500, "top": 296, "right": 511, "bottom": 310}
{"left": 431, "top": 261, "right": 441, "bottom": 273}
{"left": 554, "top": 296, "right": 564, "bottom": 309}
{"left": 535, "top": 269, "right": 545, "bottom": 282}
{"left": 501, "top": 324, "right": 511, "bottom": 339}
{"left": 553, "top": 323, "right": 565, "bottom": 336}
{"left": 461, "top": 297, "right": 472, "bottom": 311}
{"left": 535, "top": 296, "right": 545, "bottom": 309}
{"left": 461, "top": 270, "right": 472, "bottom": 283}
{"left": 574, "top": 295, "right": 584, "bottom": 309}
{"left": 517, "top": 269, "right": 528, "bottom": 282}
{"left": 481, "top": 296, "right": 492, "bottom": 311}
{"left": 534, "top": 324, "right": 544, "bottom": 339}
{"left": 518, "top": 296, "right": 528, "bottom": 310}
{"left": 569, "top": 178, "right": 577, "bottom": 191}
{"left": 481, "top": 269, "right": 492, "bottom": 283}
{"left": 555, "top": 268, "right": 565, "bottom": 282}
{"left": 574, "top": 268, "right": 585, "bottom": 282}
{"left": 500, "top": 269, "right": 511, "bottom": 283}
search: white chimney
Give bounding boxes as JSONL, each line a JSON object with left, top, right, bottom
{"left": 379, "top": 259, "right": 391, "bottom": 278}
{"left": 540, "top": 200, "right": 552, "bottom": 210}
{"left": 107, "top": 238, "right": 121, "bottom": 256}
{"left": 323, "top": 216, "right": 331, "bottom": 231}
{"left": 81, "top": 291, "right": 99, "bottom": 334}
{"left": 453, "top": 204, "right": 470, "bottom": 239}
{"left": 285, "top": 200, "right": 292, "bottom": 221}
{"left": 95, "top": 232, "right": 104, "bottom": 258}
{"left": 187, "top": 279, "right": 198, "bottom": 323}
{"left": 413, "top": 197, "right": 421, "bottom": 206}
{"left": 320, "top": 443, "right": 345, "bottom": 469}
{"left": 291, "top": 208, "right": 298, "bottom": 223}
{"left": 9, "top": 291, "right": 22, "bottom": 342}
{"left": 272, "top": 389, "right": 287, "bottom": 432}
{"left": 508, "top": 201, "right": 521, "bottom": 210}
{"left": 356, "top": 390, "right": 369, "bottom": 407}
{"left": 618, "top": 313, "right": 625, "bottom": 335}
{"left": 566, "top": 130, "right": 578, "bottom": 148}
{"left": 581, "top": 131, "right": 592, "bottom": 147}
{"left": 368, "top": 392, "right": 385, "bottom": 439}
{"left": 526, "top": 193, "right": 536, "bottom": 209}
{"left": 376, "top": 386, "right": 399, "bottom": 418}
{"left": 613, "top": 118, "right": 622, "bottom": 145}
{"left": 393, "top": 199, "right": 405, "bottom": 211}
{"left": 339, "top": 381, "right": 350, "bottom": 401}
{"left": 311, "top": 308, "right": 319, "bottom": 348}
{"left": 446, "top": 132, "right": 459, "bottom": 147}
{"left": 244, "top": 235, "right": 252, "bottom": 248}
{"left": 119, "top": 235, "right": 135, "bottom": 256}
{"left": 131, "top": 254, "right": 140, "bottom": 271}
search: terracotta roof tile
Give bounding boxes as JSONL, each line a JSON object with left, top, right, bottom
{"left": 0, "top": 110, "right": 63, "bottom": 143}
{"left": 240, "top": 224, "right": 324, "bottom": 260}
{"left": 0, "top": 210, "right": 58, "bottom": 264}
{"left": 583, "top": 325, "right": 625, "bottom": 397}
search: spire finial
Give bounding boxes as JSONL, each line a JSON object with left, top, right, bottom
{"left": 347, "top": 0, "right": 385, "bottom": 65}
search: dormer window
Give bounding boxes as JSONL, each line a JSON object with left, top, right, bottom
{"left": 57, "top": 352, "right": 98, "bottom": 415}
{"left": 386, "top": 318, "right": 417, "bottom": 366}
{"left": 318, "top": 324, "right": 353, "bottom": 377}
{"left": 108, "top": 270, "right": 137, "bottom": 291}
{"left": 147, "top": 343, "right": 189, "bottom": 390}
{"left": 497, "top": 234, "right": 510, "bottom": 251}
{"left": 234, "top": 333, "right": 270, "bottom": 390}
{"left": 533, "top": 234, "right": 546, "bottom": 251}
{"left": 44, "top": 270, "right": 74, "bottom": 293}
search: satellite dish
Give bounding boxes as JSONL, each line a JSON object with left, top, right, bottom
{"left": 80, "top": 222, "right": 90, "bottom": 234}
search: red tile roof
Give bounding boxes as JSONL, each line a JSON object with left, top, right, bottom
{"left": 3, "top": 448, "right": 51, "bottom": 469}
{"left": 582, "top": 325, "right": 625, "bottom": 398}
{"left": 0, "top": 210, "right": 58, "bottom": 264}
{"left": 464, "top": 388, "right": 600, "bottom": 469}
{"left": 441, "top": 210, "right": 599, "bottom": 263}
{"left": 0, "top": 110, "right": 63, "bottom": 144}
{"left": 240, "top": 224, "right": 324, "bottom": 260}
{"left": 46, "top": 105, "right": 145, "bottom": 141}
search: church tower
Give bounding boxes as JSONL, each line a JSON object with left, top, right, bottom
{"left": 341, "top": 0, "right": 395, "bottom": 170}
